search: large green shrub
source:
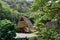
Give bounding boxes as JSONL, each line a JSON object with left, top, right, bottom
{"left": 0, "top": 19, "right": 16, "bottom": 40}
{"left": 37, "top": 30, "right": 57, "bottom": 40}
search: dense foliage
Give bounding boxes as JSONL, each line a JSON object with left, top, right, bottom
{"left": 30, "top": 0, "right": 60, "bottom": 40}
{"left": 0, "top": 0, "right": 22, "bottom": 23}
{"left": 2, "top": 0, "right": 33, "bottom": 13}
{"left": 31, "top": 0, "right": 59, "bottom": 20}
{"left": 30, "top": 0, "right": 60, "bottom": 33}
{"left": 0, "top": 19, "right": 16, "bottom": 40}
{"left": 0, "top": 0, "right": 60, "bottom": 40}
{"left": 42, "top": 30, "right": 57, "bottom": 40}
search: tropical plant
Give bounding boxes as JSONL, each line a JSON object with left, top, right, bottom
{"left": 31, "top": 0, "right": 59, "bottom": 21}
{"left": 30, "top": 0, "right": 60, "bottom": 34}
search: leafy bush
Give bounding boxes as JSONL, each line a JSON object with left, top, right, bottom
{"left": 0, "top": 19, "right": 16, "bottom": 40}
{"left": 37, "top": 30, "right": 57, "bottom": 40}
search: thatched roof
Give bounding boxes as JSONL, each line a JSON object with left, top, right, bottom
{"left": 18, "top": 16, "right": 36, "bottom": 32}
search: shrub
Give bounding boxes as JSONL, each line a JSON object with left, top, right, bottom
{"left": 38, "top": 30, "right": 57, "bottom": 40}
{"left": 0, "top": 19, "right": 16, "bottom": 40}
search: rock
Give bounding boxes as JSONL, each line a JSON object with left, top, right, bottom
{"left": 15, "top": 33, "right": 38, "bottom": 38}
{"left": 15, "top": 33, "right": 38, "bottom": 40}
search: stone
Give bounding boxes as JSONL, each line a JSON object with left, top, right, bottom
{"left": 15, "top": 33, "right": 38, "bottom": 38}
{"left": 45, "top": 21, "right": 57, "bottom": 30}
{"left": 15, "top": 33, "right": 38, "bottom": 40}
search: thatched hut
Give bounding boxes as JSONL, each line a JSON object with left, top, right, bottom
{"left": 18, "top": 16, "right": 36, "bottom": 33}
